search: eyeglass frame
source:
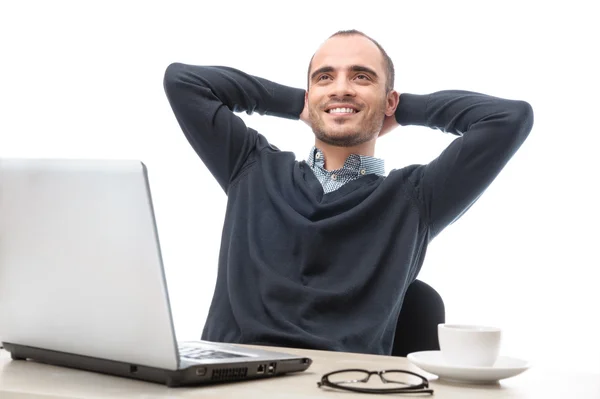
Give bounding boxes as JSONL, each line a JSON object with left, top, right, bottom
{"left": 317, "top": 368, "right": 434, "bottom": 395}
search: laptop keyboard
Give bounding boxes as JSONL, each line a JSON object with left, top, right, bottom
{"left": 178, "top": 346, "right": 247, "bottom": 360}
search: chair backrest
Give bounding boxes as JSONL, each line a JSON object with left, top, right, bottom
{"left": 392, "top": 280, "right": 445, "bottom": 357}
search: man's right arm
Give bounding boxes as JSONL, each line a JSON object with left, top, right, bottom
{"left": 163, "top": 63, "right": 306, "bottom": 192}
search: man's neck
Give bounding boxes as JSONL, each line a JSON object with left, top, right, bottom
{"left": 314, "top": 139, "right": 377, "bottom": 171}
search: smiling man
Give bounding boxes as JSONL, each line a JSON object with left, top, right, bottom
{"left": 163, "top": 30, "right": 534, "bottom": 355}
{"left": 304, "top": 33, "right": 398, "bottom": 172}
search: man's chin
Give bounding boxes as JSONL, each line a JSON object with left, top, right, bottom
{"left": 314, "top": 130, "right": 368, "bottom": 148}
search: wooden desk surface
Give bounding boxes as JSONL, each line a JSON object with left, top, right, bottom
{"left": 1, "top": 345, "right": 599, "bottom": 398}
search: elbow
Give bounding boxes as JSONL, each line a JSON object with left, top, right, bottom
{"left": 163, "top": 62, "right": 187, "bottom": 96}
{"left": 512, "top": 100, "right": 535, "bottom": 139}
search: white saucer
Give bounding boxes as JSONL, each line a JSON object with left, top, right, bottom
{"left": 407, "top": 351, "right": 530, "bottom": 384}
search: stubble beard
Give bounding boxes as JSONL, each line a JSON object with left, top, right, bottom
{"left": 309, "top": 101, "right": 386, "bottom": 148}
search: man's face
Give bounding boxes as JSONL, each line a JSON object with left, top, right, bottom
{"left": 307, "top": 35, "right": 392, "bottom": 147}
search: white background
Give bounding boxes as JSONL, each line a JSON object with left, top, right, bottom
{"left": 1, "top": 0, "right": 599, "bottom": 374}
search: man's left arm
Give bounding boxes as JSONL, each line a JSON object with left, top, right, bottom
{"left": 393, "top": 90, "right": 534, "bottom": 239}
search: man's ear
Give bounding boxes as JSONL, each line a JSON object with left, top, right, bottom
{"left": 385, "top": 90, "right": 400, "bottom": 117}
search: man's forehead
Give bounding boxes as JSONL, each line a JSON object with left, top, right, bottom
{"left": 311, "top": 35, "right": 384, "bottom": 73}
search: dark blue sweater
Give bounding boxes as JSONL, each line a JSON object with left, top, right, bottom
{"left": 163, "top": 63, "right": 534, "bottom": 355}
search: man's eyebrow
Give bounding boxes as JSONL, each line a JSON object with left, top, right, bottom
{"left": 310, "top": 65, "right": 379, "bottom": 81}
{"left": 310, "top": 66, "right": 334, "bottom": 81}
{"left": 350, "top": 65, "right": 378, "bottom": 78}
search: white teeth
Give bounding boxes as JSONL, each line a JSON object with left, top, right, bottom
{"left": 328, "top": 107, "right": 356, "bottom": 114}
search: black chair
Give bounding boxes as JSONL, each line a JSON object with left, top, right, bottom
{"left": 392, "top": 280, "right": 445, "bottom": 357}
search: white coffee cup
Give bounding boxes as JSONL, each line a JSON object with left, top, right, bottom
{"left": 438, "top": 324, "right": 502, "bottom": 367}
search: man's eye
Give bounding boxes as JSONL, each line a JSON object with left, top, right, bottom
{"left": 356, "top": 74, "right": 370, "bottom": 80}
{"left": 318, "top": 75, "right": 331, "bottom": 81}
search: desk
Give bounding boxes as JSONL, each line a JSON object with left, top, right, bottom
{"left": 1, "top": 346, "right": 599, "bottom": 398}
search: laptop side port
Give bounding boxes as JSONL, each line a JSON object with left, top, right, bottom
{"left": 267, "top": 362, "right": 276, "bottom": 374}
{"left": 257, "top": 364, "right": 266, "bottom": 374}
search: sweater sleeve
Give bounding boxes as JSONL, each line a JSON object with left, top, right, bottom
{"left": 395, "top": 90, "right": 534, "bottom": 239}
{"left": 163, "top": 63, "right": 306, "bottom": 193}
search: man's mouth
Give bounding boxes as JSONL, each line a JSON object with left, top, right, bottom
{"left": 326, "top": 107, "right": 357, "bottom": 114}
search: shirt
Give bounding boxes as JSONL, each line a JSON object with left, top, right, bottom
{"left": 306, "top": 146, "right": 385, "bottom": 193}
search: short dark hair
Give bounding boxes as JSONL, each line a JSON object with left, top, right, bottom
{"left": 307, "top": 29, "right": 395, "bottom": 93}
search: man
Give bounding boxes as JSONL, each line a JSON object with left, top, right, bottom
{"left": 163, "top": 30, "right": 534, "bottom": 356}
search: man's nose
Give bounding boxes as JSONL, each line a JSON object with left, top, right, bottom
{"left": 329, "top": 76, "right": 356, "bottom": 97}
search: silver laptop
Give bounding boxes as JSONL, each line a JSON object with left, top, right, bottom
{"left": 0, "top": 158, "right": 311, "bottom": 387}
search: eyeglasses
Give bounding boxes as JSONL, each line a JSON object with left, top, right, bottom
{"left": 317, "top": 368, "right": 434, "bottom": 395}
